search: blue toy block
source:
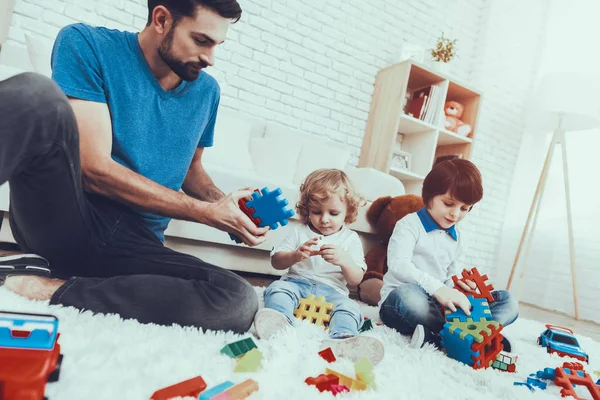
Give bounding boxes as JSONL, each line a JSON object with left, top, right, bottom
{"left": 444, "top": 295, "right": 492, "bottom": 323}
{"left": 535, "top": 368, "right": 556, "bottom": 381}
{"left": 527, "top": 377, "right": 547, "bottom": 390}
{"left": 439, "top": 322, "right": 480, "bottom": 366}
{"left": 514, "top": 382, "right": 535, "bottom": 392}
{"left": 245, "top": 187, "right": 295, "bottom": 230}
{"left": 199, "top": 381, "right": 235, "bottom": 400}
{"left": 0, "top": 311, "right": 58, "bottom": 350}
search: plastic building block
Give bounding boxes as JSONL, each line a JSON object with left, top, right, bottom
{"left": 527, "top": 377, "right": 547, "bottom": 390}
{"left": 329, "top": 385, "right": 350, "bottom": 395}
{"left": 229, "top": 192, "right": 263, "bottom": 243}
{"left": 150, "top": 376, "right": 207, "bottom": 400}
{"left": 554, "top": 364, "right": 600, "bottom": 400}
{"left": 318, "top": 347, "right": 336, "bottom": 363}
{"left": 354, "top": 358, "right": 375, "bottom": 388}
{"left": 294, "top": 294, "right": 333, "bottom": 327}
{"left": 234, "top": 348, "right": 262, "bottom": 373}
{"left": 211, "top": 379, "right": 258, "bottom": 400}
{"left": 440, "top": 318, "right": 503, "bottom": 368}
{"left": 535, "top": 368, "right": 557, "bottom": 381}
{"left": 0, "top": 311, "right": 58, "bottom": 350}
{"left": 452, "top": 267, "right": 494, "bottom": 302}
{"left": 220, "top": 337, "right": 257, "bottom": 359}
{"left": 305, "top": 374, "right": 339, "bottom": 392}
{"left": 440, "top": 321, "right": 480, "bottom": 366}
{"left": 199, "top": 381, "right": 235, "bottom": 400}
{"left": 444, "top": 295, "right": 492, "bottom": 323}
{"left": 595, "top": 370, "right": 600, "bottom": 378}
{"left": 514, "top": 381, "right": 535, "bottom": 392}
{"left": 325, "top": 368, "right": 367, "bottom": 391}
{"left": 245, "top": 187, "right": 295, "bottom": 230}
{"left": 359, "top": 319, "right": 374, "bottom": 333}
{"left": 492, "top": 352, "right": 516, "bottom": 373}
{"left": 0, "top": 311, "right": 63, "bottom": 400}
{"left": 472, "top": 325, "right": 504, "bottom": 370}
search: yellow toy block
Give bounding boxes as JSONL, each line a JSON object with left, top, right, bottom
{"left": 354, "top": 357, "right": 375, "bottom": 388}
{"left": 325, "top": 368, "right": 366, "bottom": 391}
{"left": 234, "top": 348, "right": 262, "bottom": 373}
{"left": 294, "top": 294, "right": 333, "bottom": 327}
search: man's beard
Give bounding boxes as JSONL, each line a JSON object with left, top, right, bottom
{"left": 158, "top": 28, "right": 207, "bottom": 82}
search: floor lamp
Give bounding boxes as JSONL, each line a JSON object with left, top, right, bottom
{"left": 505, "top": 73, "right": 600, "bottom": 320}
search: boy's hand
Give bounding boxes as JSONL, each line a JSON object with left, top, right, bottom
{"left": 319, "top": 244, "right": 352, "bottom": 268}
{"left": 456, "top": 279, "right": 477, "bottom": 293}
{"left": 295, "top": 237, "right": 321, "bottom": 262}
{"left": 433, "top": 286, "right": 471, "bottom": 315}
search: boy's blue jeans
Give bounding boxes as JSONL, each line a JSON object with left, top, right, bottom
{"left": 379, "top": 283, "right": 519, "bottom": 336}
{"left": 264, "top": 278, "right": 363, "bottom": 339}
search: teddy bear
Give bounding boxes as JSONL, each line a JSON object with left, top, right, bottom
{"left": 444, "top": 101, "right": 472, "bottom": 137}
{"left": 357, "top": 194, "right": 424, "bottom": 306}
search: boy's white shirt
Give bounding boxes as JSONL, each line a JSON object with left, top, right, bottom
{"left": 379, "top": 211, "right": 463, "bottom": 307}
{"left": 271, "top": 223, "right": 367, "bottom": 295}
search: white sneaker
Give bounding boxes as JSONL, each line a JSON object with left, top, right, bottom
{"left": 254, "top": 308, "right": 292, "bottom": 339}
{"left": 410, "top": 325, "right": 425, "bottom": 349}
{"left": 321, "top": 336, "right": 385, "bottom": 365}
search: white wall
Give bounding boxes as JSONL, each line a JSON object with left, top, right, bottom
{"left": 4, "top": 0, "right": 550, "bottom": 280}
{"left": 496, "top": 0, "right": 600, "bottom": 323}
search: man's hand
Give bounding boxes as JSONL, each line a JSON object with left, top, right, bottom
{"left": 433, "top": 286, "right": 471, "bottom": 315}
{"left": 319, "top": 244, "right": 353, "bottom": 268}
{"left": 203, "top": 189, "right": 269, "bottom": 246}
{"left": 456, "top": 279, "right": 477, "bottom": 293}
{"left": 294, "top": 237, "right": 321, "bottom": 262}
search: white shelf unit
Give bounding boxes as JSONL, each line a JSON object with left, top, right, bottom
{"left": 359, "top": 59, "right": 482, "bottom": 195}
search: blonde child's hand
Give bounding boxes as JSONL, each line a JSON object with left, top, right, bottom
{"left": 433, "top": 286, "right": 471, "bottom": 315}
{"left": 319, "top": 244, "right": 352, "bottom": 268}
{"left": 295, "top": 237, "right": 321, "bottom": 262}
{"left": 456, "top": 279, "right": 477, "bottom": 293}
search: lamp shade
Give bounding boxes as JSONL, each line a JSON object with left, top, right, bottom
{"left": 530, "top": 72, "right": 600, "bottom": 131}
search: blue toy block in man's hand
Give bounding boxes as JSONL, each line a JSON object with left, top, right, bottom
{"left": 229, "top": 187, "right": 295, "bottom": 243}
{"left": 245, "top": 187, "right": 295, "bottom": 230}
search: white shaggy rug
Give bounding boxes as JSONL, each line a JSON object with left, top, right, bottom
{"left": 1, "top": 286, "right": 599, "bottom": 400}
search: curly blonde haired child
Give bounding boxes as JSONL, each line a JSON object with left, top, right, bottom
{"left": 253, "top": 169, "right": 384, "bottom": 365}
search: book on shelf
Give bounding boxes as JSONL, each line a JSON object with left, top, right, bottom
{"left": 403, "top": 84, "right": 444, "bottom": 124}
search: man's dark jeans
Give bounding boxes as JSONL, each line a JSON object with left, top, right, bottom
{"left": 0, "top": 73, "right": 258, "bottom": 333}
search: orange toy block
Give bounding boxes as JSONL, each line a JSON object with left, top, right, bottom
{"left": 472, "top": 324, "right": 504, "bottom": 370}
{"left": 325, "top": 368, "right": 367, "bottom": 391}
{"left": 211, "top": 379, "right": 259, "bottom": 400}
{"left": 294, "top": 294, "right": 333, "bottom": 327}
{"left": 452, "top": 267, "right": 494, "bottom": 303}
{"left": 330, "top": 385, "right": 350, "bottom": 395}
{"left": 150, "top": 376, "right": 207, "bottom": 400}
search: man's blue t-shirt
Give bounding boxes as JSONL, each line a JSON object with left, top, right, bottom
{"left": 51, "top": 23, "right": 220, "bottom": 242}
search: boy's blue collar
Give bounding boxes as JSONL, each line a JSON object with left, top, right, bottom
{"left": 417, "top": 208, "right": 458, "bottom": 241}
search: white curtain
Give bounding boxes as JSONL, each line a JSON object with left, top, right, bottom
{"left": 495, "top": 0, "right": 600, "bottom": 322}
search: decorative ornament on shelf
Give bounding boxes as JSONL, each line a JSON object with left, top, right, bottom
{"left": 430, "top": 32, "right": 457, "bottom": 74}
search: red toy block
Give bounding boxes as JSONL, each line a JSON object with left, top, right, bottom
{"left": 305, "top": 374, "right": 339, "bottom": 392}
{"left": 318, "top": 347, "right": 336, "bottom": 363}
{"left": 471, "top": 323, "right": 504, "bottom": 370}
{"left": 330, "top": 385, "right": 350, "bottom": 395}
{"left": 150, "top": 376, "right": 207, "bottom": 400}
{"left": 554, "top": 365, "right": 600, "bottom": 400}
{"left": 452, "top": 267, "right": 494, "bottom": 303}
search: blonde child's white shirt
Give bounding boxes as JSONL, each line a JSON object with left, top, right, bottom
{"left": 379, "top": 211, "right": 463, "bottom": 307}
{"left": 271, "top": 223, "right": 367, "bottom": 295}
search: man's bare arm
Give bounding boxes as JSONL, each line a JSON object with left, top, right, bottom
{"left": 70, "top": 99, "right": 269, "bottom": 245}
{"left": 182, "top": 148, "right": 225, "bottom": 203}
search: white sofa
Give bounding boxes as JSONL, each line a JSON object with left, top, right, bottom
{"left": 0, "top": 35, "right": 406, "bottom": 276}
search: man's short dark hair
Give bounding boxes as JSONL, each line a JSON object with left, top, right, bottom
{"left": 147, "top": 0, "right": 242, "bottom": 26}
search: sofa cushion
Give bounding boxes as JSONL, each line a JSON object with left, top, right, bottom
{"left": 202, "top": 108, "right": 263, "bottom": 171}
{"left": 293, "top": 139, "right": 352, "bottom": 185}
{"left": 25, "top": 33, "right": 53, "bottom": 77}
{"left": 249, "top": 136, "right": 301, "bottom": 184}
{"left": 344, "top": 166, "right": 405, "bottom": 202}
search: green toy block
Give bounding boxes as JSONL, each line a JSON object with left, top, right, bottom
{"left": 359, "top": 320, "right": 374, "bottom": 333}
{"left": 492, "top": 361, "right": 508, "bottom": 371}
{"left": 354, "top": 357, "right": 376, "bottom": 388}
{"left": 447, "top": 319, "right": 501, "bottom": 343}
{"left": 220, "top": 337, "right": 257, "bottom": 359}
{"left": 234, "top": 348, "right": 263, "bottom": 373}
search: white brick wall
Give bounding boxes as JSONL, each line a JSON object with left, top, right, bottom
{"left": 4, "top": 0, "right": 552, "bottom": 288}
